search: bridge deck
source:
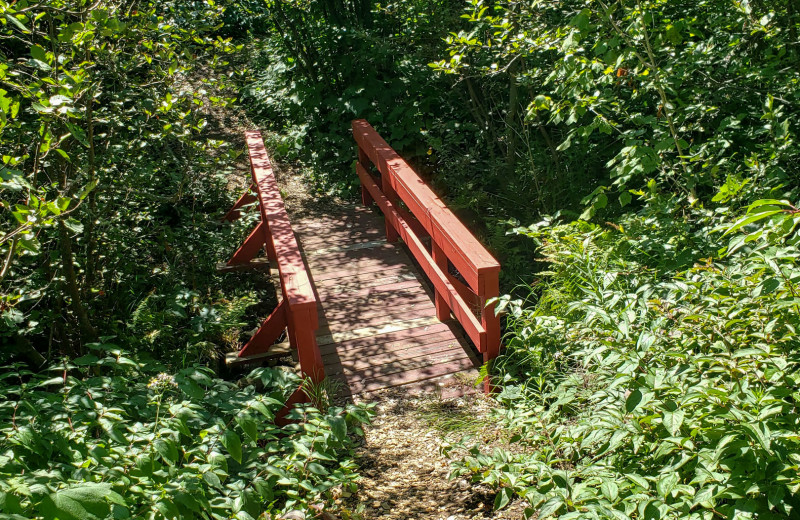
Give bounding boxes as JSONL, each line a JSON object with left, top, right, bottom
{"left": 293, "top": 205, "right": 481, "bottom": 399}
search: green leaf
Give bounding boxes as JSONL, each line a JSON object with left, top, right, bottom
{"left": 236, "top": 414, "right": 258, "bottom": 443}
{"left": 328, "top": 415, "right": 347, "bottom": 441}
{"left": 306, "top": 462, "right": 329, "bottom": 476}
{"left": 656, "top": 472, "right": 679, "bottom": 498}
{"left": 0, "top": 490, "right": 23, "bottom": 514}
{"left": 50, "top": 95, "right": 71, "bottom": 107}
{"left": 494, "top": 487, "right": 513, "bottom": 510}
{"left": 222, "top": 429, "right": 242, "bottom": 463}
{"left": 202, "top": 470, "right": 222, "bottom": 489}
{"left": 625, "top": 389, "right": 643, "bottom": 413}
{"left": 662, "top": 409, "right": 684, "bottom": 436}
{"left": 154, "top": 500, "right": 179, "bottom": 518}
{"left": 154, "top": 438, "right": 179, "bottom": 465}
{"left": 538, "top": 496, "right": 564, "bottom": 518}
{"left": 626, "top": 474, "right": 650, "bottom": 490}
{"left": 79, "top": 179, "right": 98, "bottom": 200}
{"left": 767, "top": 486, "right": 785, "bottom": 510}
{"left": 724, "top": 210, "right": 784, "bottom": 236}
{"left": 178, "top": 377, "right": 204, "bottom": 400}
{"left": 600, "top": 480, "right": 619, "bottom": 502}
{"left": 30, "top": 45, "right": 47, "bottom": 62}
{"left": 64, "top": 121, "right": 89, "bottom": 147}
{"left": 39, "top": 483, "right": 113, "bottom": 520}
{"left": 64, "top": 218, "right": 84, "bottom": 234}
{"left": 5, "top": 14, "right": 30, "bottom": 33}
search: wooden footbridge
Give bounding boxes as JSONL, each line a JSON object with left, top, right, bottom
{"left": 220, "top": 121, "right": 500, "bottom": 402}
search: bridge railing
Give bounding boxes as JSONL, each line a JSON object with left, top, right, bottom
{"left": 222, "top": 131, "right": 324, "bottom": 387}
{"left": 352, "top": 120, "right": 501, "bottom": 391}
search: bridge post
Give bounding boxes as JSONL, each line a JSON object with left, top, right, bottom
{"left": 290, "top": 306, "right": 325, "bottom": 384}
{"left": 432, "top": 242, "right": 451, "bottom": 321}
{"left": 359, "top": 148, "right": 374, "bottom": 207}
{"left": 479, "top": 268, "right": 501, "bottom": 393}
{"left": 380, "top": 174, "right": 399, "bottom": 243}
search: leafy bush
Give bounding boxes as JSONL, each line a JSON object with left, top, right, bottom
{"left": 0, "top": 349, "right": 373, "bottom": 519}
{"left": 444, "top": 201, "right": 800, "bottom": 519}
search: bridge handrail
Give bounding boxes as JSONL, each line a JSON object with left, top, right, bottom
{"left": 352, "top": 120, "right": 501, "bottom": 368}
{"left": 224, "top": 132, "right": 324, "bottom": 384}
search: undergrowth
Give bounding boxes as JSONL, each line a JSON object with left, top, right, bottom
{"left": 0, "top": 350, "right": 374, "bottom": 519}
{"left": 444, "top": 199, "right": 800, "bottom": 519}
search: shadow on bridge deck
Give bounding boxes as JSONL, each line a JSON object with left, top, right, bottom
{"left": 293, "top": 204, "right": 481, "bottom": 402}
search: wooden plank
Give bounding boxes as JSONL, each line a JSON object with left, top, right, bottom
{"left": 238, "top": 299, "right": 288, "bottom": 358}
{"left": 293, "top": 214, "right": 379, "bottom": 233}
{"left": 446, "top": 270, "right": 481, "bottom": 314}
{"left": 325, "top": 347, "right": 472, "bottom": 378}
{"left": 316, "top": 279, "right": 422, "bottom": 302}
{"left": 302, "top": 239, "right": 388, "bottom": 257}
{"left": 227, "top": 220, "right": 268, "bottom": 266}
{"left": 245, "top": 131, "right": 323, "bottom": 383}
{"left": 311, "top": 260, "right": 410, "bottom": 282}
{"left": 322, "top": 340, "right": 464, "bottom": 370}
{"left": 246, "top": 132, "right": 316, "bottom": 312}
{"left": 305, "top": 249, "right": 410, "bottom": 276}
{"left": 313, "top": 264, "right": 414, "bottom": 288}
{"left": 321, "top": 335, "right": 465, "bottom": 363}
{"left": 226, "top": 341, "right": 292, "bottom": 367}
{"left": 303, "top": 243, "right": 400, "bottom": 264}
{"left": 320, "top": 293, "right": 434, "bottom": 316}
{"left": 299, "top": 234, "right": 386, "bottom": 251}
{"left": 318, "top": 324, "right": 461, "bottom": 356}
{"left": 324, "top": 272, "right": 421, "bottom": 295}
{"left": 321, "top": 297, "right": 434, "bottom": 322}
{"left": 358, "top": 168, "right": 431, "bottom": 239}
{"left": 318, "top": 303, "right": 436, "bottom": 331}
{"left": 316, "top": 315, "right": 441, "bottom": 346}
{"left": 216, "top": 257, "right": 274, "bottom": 273}
{"left": 334, "top": 357, "right": 478, "bottom": 394}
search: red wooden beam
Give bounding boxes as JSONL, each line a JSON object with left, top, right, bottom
{"left": 227, "top": 220, "right": 269, "bottom": 266}
{"left": 358, "top": 164, "right": 430, "bottom": 240}
{"left": 244, "top": 131, "right": 324, "bottom": 384}
{"left": 352, "top": 120, "right": 499, "bottom": 289}
{"left": 238, "top": 300, "right": 288, "bottom": 358}
{"left": 356, "top": 162, "right": 486, "bottom": 349}
{"left": 222, "top": 183, "right": 258, "bottom": 222}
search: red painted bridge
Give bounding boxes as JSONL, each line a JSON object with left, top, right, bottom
{"left": 220, "top": 121, "right": 500, "bottom": 402}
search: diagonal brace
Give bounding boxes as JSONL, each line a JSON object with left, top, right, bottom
{"left": 222, "top": 184, "right": 258, "bottom": 222}
{"left": 227, "top": 220, "right": 272, "bottom": 266}
{"left": 238, "top": 299, "right": 288, "bottom": 358}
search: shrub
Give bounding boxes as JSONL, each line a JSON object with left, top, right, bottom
{"left": 445, "top": 202, "right": 800, "bottom": 519}
{"left": 0, "top": 348, "right": 373, "bottom": 519}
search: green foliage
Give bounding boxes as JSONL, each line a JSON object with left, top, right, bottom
{"left": 0, "top": 353, "right": 373, "bottom": 519}
{"left": 436, "top": 0, "right": 799, "bottom": 217}
{"left": 444, "top": 205, "right": 800, "bottom": 518}
{"left": 240, "top": 0, "right": 464, "bottom": 193}
{"left": 0, "top": 3, "right": 375, "bottom": 519}
{"left": 130, "top": 289, "right": 258, "bottom": 365}
{"left": 0, "top": 0, "right": 242, "bottom": 358}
